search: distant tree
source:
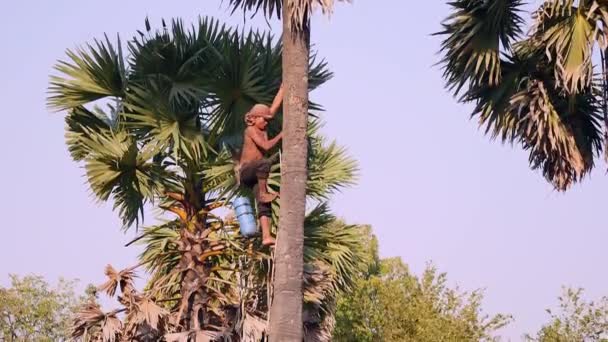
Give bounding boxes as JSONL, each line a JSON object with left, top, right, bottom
{"left": 333, "top": 229, "right": 511, "bottom": 342}
{"left": 526, "top": 287, "right": 608, "bottom": 342}
{"left": 0, "top": 275, "right": 82, "bottom": 341}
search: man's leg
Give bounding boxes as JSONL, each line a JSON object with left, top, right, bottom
{"left": 254, "top": 192, "right": 275, "bottom": 245}
{"left": 255, "top": 159, "right": 278, "bottom": 203}
{"left": 260, "top": 216, "right": 275, "bottom": 246}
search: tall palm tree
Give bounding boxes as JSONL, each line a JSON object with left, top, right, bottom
{"left": 436, "top": 0, "right": 608, "bottom": 191}
{"left": 48, "top": 17, "right": 362, "bottom": 341}
{"left": 225, "top": 1, "right": 348, "bottom": 340}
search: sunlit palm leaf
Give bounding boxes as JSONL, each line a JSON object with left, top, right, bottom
{"left": 307, "top": 135, "right": 358, "bottom": 200}
{"left": 304, "top": 204, "right": 367, "bottom": 292}
{"left": 137, "top": 222, "right": 182, "bottom": 299}
{"left": 127, "top": 18, "right": 221, "bottom": 112}
{"left": 532, "top": 3, "right": 595, "bottom": 93}
{"left": 123, "top": 82, "right": 208, "bottom": 162}
{"left": 48, "top": 35, "right": 126, "bottom": 111}
{"left": 82, "top": 130, "right": 168, "bottom": 227}
{"left": 436, "top": 0, "right": 524, "bottom": 95}
{"left": 65, "top": 105, "right": 114, "bottom": 161}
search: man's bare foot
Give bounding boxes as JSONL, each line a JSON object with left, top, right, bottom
{"left": 262, "top": 237, "right": 276, "bottom": 246}
{"left": 258, "top": 192, "right": 278, "bottom": 203}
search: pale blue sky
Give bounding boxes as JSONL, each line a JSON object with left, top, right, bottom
{"left": 1, "top": 0, "right": 607, "bottom": 340}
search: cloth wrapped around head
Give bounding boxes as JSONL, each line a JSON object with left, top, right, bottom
{"left": 244, "top": 104, "right": 271, "bottom": 126}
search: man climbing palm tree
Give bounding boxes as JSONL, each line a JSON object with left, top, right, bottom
{"left": 239, "top": 84, "right": 284, "bottom": 246}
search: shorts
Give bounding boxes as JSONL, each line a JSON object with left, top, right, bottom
{"left": 240, "top": 159, "right": 272, "bottom": 218}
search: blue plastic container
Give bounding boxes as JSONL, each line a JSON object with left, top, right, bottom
{"left": 233, "top": 196, "right": 257, "bottom": 237}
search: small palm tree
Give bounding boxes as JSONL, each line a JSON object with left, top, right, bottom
{"left": 436, "top": 0, "right": 608, "bottom": 190}
{"left": 225, "top": 1, "right": 349, "bottom": 339}
{"left": 48, "top": 17, "right": 363, "bottom": 341}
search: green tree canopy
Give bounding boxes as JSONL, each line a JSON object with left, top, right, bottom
{"left": 526, "top": 287, "right": 608, "bottom": 342}
{"left": 0, "top": 275, "right": 83, "bottom": 341}
{"left": 333, "top": 228, "right": 511, "bottom": 341}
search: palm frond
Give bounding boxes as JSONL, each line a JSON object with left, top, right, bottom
{"left": 101, "top": 314, "right": 123, "bottom": 342}
{"left": 436, "top": 0, "right": 524, "bottom": 95}
{"left": 225, "top": 0, "right": 350, "bottom": 32}
{"left": 462, "top": 39, "right": 545, "bottom": 142}
{"left": 48, "top": 34, "right": 126, "bottom": 111}
{"left": 204, "top": 29, "right": 332, "bottom": 144}
{"left": 82, "top": 130, "right": 168, "bottom": 228}
{"left": 532, "top": 2, "right": 595, "bottom": 94}
{"left": 303, "top": 262, "right": 334, "bottom": 306}
{"left": 71, "top": 303, "right": 121, "bottom": 341}
{"left": 125, "top": 296, "right": 168, "bottom": 334}
{"left": 99, "top": 264, "right": 138, "bottom": 298}
{"left": 241, "top": 313, "right": 268, "bottom": 342}
{"left": 137, "top": 222, "right": 182, "bottom": 299}
{"left": 462, "top": 35, "right": 603, "bottom": 190}
{"left": 304, "top": 204, "right": 368, "bottom": 292}
{"left": 511, "top": 77, "right": 602, "bottom": 190}
{"left": 123, "top": 81, "right": 208, "bottom": 162}
{"left": 307, "top": 134, "right": 358, "bottom": 200}
{"left": 65, "top": 105, "right": 115, "bottom": 161}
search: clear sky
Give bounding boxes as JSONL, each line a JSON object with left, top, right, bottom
{"left": 1, "top": 0, "right": 607, "bottom": 340}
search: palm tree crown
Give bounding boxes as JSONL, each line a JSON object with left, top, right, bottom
{"left": 48, "top": 17, "right": 364, "bottom": 341}
{"left": 437, "top": 0, "right": 608, "bottom": 190}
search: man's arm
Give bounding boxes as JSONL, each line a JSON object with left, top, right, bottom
{"left": 247, "top": 127, "right": 283, "bottom": 151}
{"left": 265, "top": 84, "right": 284, "bottom": 119}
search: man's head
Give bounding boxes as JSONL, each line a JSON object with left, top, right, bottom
{"left": 244, "top": 104, "right": 271, "bottom": 130}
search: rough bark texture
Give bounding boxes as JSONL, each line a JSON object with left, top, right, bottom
{"left": 269, "top": 2, "right": 310, "bottom": 341}
{"left": 176, "top": 228, "right": 211, "bottom": 331}
{"left": 171, "top": 185, "right": 223, "bottom": 334}
{"left": 603, "top": 48, "right": 608, "bottom": 162}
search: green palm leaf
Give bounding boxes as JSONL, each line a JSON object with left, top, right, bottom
{"left": 65, "top": 105, "right": 115, "bottom": 161}
{"left": 48, "top": 35, "right": 126, "bottom": 111}
{"left": 304, "top": 204, "right": 367, "bottom": 293}
{"left": 123, "top": 82, "right": 208, "bottom": 162}
{"left": 307, "top": 135, "right": 358, "bottom": 200}
{"left": 82, "top": 130, "right": 168, "bottom": 228}
{"left": 127, "top": 18, "right": 222, "bottom": 109}
{"left": 204, "top": 30, "right": 332, "bottom": 145}
{"left": 137, "top": 221, "right": 182, "bottom": 299}
{"left": 436, "top": 0, "right": 524, "bottom": 95}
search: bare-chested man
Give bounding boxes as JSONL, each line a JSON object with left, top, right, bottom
{"left": 239, "top": 84, "right": 284, "bottom": 246}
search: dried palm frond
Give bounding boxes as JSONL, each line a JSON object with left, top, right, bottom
{"left": 240, "top": 313, "right": 268, "bottom": 342}
{"left": 71, "top": 303, "right": 122, "bottom": 341}
{"left": 303, "top": 262, "right": 334, "bottom": 307}
{"left": 125, "top": 296, "right": 169, "bottom": 334}
{"left": 98, "top": 264, "right": 138, "bottom": 297}
{"left": 101, "top": 314, "right": 123, "bottom": 342}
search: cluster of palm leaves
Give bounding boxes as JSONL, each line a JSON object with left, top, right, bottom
{"left": 436, "top": 0, "right": 608, "bottom": 190}
{"left": 48, "top": 17, "right": 366, "bottom": 341}
{"left": 226, "top": 0, "right": 348, "bottom": 32}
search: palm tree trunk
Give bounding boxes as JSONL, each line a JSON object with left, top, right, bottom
{"left": 602, "top": 48, "right": 608, "bottom": 162}
{"left": 269, "top": 2, "right": 310, "bottom": 341}
{"left": 172, "top": 184, "right": 216, "bottom": 332}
